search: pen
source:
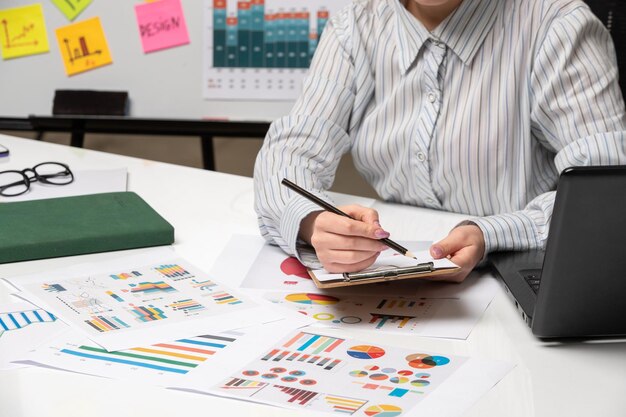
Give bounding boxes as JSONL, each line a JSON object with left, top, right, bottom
{"left": 281, "top": 178, "right": 416, "bottom": 259}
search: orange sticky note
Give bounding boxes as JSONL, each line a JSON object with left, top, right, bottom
{"left": 0, "top": 3, "right": 50, "bottom": 59}
{"left": 55, "top": 17, "right": 112, "bottom": 76}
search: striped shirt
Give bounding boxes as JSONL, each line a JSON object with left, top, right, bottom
{"left": 253, "top": 0, "right": 626, "bottom": 265}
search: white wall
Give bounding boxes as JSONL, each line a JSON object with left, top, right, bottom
{"left": 0, "top": 0, "right": 294, "bottom": 121}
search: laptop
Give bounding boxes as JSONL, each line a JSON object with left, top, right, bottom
{"left": 489, "top": 165, "right": 626, "bottom": 338}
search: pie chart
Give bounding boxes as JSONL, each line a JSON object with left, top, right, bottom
{"left": 347, "top": 345, "right": 386, "bottom": 359}
{"left": 285, "top": 293, "right": 340, "bottom": 305}
{"left": 364, "top": 404, "right": 403, "bottom": 417}
{"left": 280, "top": 257, "right": 311, "bottom": 279}
{"left": 406, "top": 353, "right": 450, "bottom": 369}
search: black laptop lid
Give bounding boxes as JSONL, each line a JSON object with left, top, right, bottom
{"left": 532, "top": 166, "right": 626, "bottom": 338}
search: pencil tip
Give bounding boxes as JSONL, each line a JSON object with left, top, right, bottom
{"left": 405, "top": 251, "right": 416, "bottom": 259}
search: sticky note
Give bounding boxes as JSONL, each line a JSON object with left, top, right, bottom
{"left": 55, "top": 17, "right": 112, "bottom": 76}
{"left": 51, "top": 0, "right": 93, "bottom": 21}
{"left": 134, "top": 0, "right": 190, "bottom": 53}
{"left": 0, "top": 4, "right": 49, "bottom": 59}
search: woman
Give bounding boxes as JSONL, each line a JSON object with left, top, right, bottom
{"left": 253, "top": 0, "right": 626, "bottom": 281}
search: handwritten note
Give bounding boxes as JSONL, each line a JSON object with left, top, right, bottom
{"left": 55, "top": 17, "right": 112, "bottom": 76}
{"left": 51, "top": 0, "right": 93, "bottom": 21}
{"left": 0, "top": 3, "right": 49, "bottom": 60}
{"left": 134, "top": 0, "right": 190, "bottom": 53}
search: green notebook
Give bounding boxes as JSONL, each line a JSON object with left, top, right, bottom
{"left": 0, "top": 191, "right": 175, "bottom": 264}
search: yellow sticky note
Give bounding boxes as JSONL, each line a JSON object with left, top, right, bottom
{"left": 56, "top": 17, "right": 112, "bottom": 76}
{"left": 0, "top": 3, "right": 50, "bottom": 59}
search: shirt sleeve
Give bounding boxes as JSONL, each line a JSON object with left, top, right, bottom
{"left": 472, "top": 6, "right": 626, "bottom": 254}
{"left": 253, "top": 15, "right": 357, "bottom": 266}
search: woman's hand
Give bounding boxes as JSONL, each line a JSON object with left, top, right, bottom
{"left": 429, "top": 224, "right": 486, "bottom": 282}
{"left": 299, "top": 205, "right": 390, "bottom": 273}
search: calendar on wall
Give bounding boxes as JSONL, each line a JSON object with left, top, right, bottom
{"left": 203, "top": 0, "right": 350, "bottom": 101}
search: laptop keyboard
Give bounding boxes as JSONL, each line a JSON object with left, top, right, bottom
{"left": 523, "top": 271, "right": 542, "bottom": 293}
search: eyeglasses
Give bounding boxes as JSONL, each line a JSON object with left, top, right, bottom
{"left": 0, "top": 162, "right": 74, "bottom": 197}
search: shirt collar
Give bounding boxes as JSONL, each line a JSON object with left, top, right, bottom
{"left": 390, "top": 0, "right": 501, "bottom": 72}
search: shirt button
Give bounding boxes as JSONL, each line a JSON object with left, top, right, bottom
{"left": 427, "top": 92, "right": 436, "bottom": 103}
{"left": 417, "top": 152, "right": 427, "bottom": 161}
{"left": 426, "top": 197, "right": 435, "bottom": 204}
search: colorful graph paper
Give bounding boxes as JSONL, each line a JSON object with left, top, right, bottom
{"left": 212, "top": 0, "right": 330, "bottom": 69}
{"left": 60, "top": 333, "right": 237, "bottom": 375}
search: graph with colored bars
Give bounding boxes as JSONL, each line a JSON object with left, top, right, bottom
{"left": 106, "top": 291, "right": 125, "bottom": 302}
{"left": 211, "top": 291, "right": 243, "bottom": 305}
{"left": 220, "top": 377, "right": 368, "bottom": 414}
{"left": 213, "top": 0, "right": 330, "bottom": 69}
{"left": 191, "top": 278, "right": 217, "bottom": 291}
{"left": 273, "top": 384, "right": 323, "bottom": 405}
{"left": 154, "top": 264, "right": 192, "bottom": 281}
{"left": 128, "top": 304, "right": 168, "bottom": 322}
{"left": 324, "top": 395, "right": 368, "bottom": 414}
{"left": 284, "top": 332, "right": 344, "bottom": 354}
{"left": 369, "top": 314, "right": 416, "bottom": 330}
{"left": 0, "top": 309, "right": 56, "bottom": 332}
{"left": 84, "top": 315, "right": 130, "bottom": 332}
{"left": 110, "top": 271, "right": 142, "bottom": 280}
{"left": 42, "top": 283, "right": 66, "bottom": 293}
{"left": 167, "top": 299, "right": 206, "bottom": 315}
{"left": 59, "top": 333, "right": 238, "bottom": 375}
{"left": 260, "top": 332, "right": 344, "bottom": 371}
{"left": 129, "top": 281, "right": 177, "bottom": 295}
{"left": 222, "top": 377, "right": 268, "bottom": 393}
{"left": 368, "top": 298, "right": 433, "bottom": 330}
{"left": 204, "top": 0, "right": 350, "bottom": 100}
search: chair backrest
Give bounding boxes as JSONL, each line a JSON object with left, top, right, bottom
{"left": 585, "top": 0, "right": 626, "bottom": 99}
{"left": 53, "top": 90, "right": 129, "bottom": 116}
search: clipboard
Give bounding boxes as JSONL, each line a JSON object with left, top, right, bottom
{"left": 307, "top": 259, "right": 460, "bottom": 289}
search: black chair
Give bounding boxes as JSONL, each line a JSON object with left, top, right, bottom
{"left": 36, "top": 90, "right": 129, "bottom": 146}
{"left": 585, "top": 0, "right": 626, "bottom": 99}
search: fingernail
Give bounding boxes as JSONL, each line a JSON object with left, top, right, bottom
{"left": 375, "top": 229, "right": 390, "bottom": 239}
{"left": 431, "top": 246, "right": 444, "bottom": 258}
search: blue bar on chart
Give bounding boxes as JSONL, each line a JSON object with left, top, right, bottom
{"left": 212, "top": 0, "right": 330, "bottom": 69}
{"left": 213, "top": 0, "right": 227, "bottom": 66}
{"left": 0, "top": 309, "right": 56, "bottom": 331}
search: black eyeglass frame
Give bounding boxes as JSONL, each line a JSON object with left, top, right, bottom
{"left": 0, "top": 162, "right": 74, "bottom": 197}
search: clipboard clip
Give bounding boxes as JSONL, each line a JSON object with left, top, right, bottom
{"left": 342, "top": 262, "right": 435, "bottom": 282}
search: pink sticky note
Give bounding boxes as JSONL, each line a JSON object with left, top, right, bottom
{"left": 134, "top": 0, "right": 190, "bottom": 53}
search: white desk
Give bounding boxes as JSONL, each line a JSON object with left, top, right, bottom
{"left": 1, "top": 134, "right": 624, "bottom": 417}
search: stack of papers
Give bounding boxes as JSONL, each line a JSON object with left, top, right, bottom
{"left": 1, "top": 238, "right": 512, "bottom": 417}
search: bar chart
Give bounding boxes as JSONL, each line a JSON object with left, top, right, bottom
{"left": 203, "top": 0, "right": 351, "bottom": 100}
{"left": 58, "top": 333, "right": 238, "bottom": 376}
{"left": 0, "top": 308, "right": 56, "bottom": 332}
{"left": 212, "top": 0, "right": 330, "bottom": 69}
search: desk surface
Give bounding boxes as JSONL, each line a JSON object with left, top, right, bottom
{"left": 1, "top": 134, "right": 625, "bottom": 417}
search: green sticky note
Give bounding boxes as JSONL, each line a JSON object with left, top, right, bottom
{"left": 51, "top": 0, "right": 93, "bottom": 21}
